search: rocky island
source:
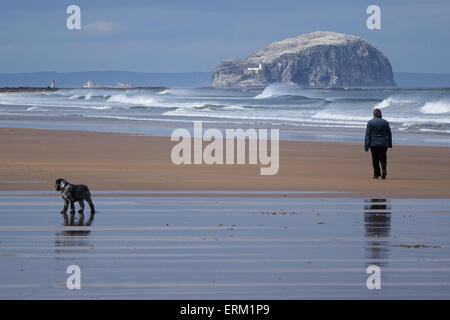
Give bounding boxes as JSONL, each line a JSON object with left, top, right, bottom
{"left": 212, "top": 31, "right": 396, "bottom": 88}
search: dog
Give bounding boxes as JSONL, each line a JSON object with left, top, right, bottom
{"left": 55, "top": 178, "right": 95, "bottom": 215}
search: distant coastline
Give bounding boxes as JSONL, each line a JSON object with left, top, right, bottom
{"left": 0, "top": 87, "right": 58, "bottom": 93}
{"left": 0, "top": 71, "right": 211, "bottom": 89}
{"left": 0, "top": 86, "right": 167, "bottom": 93}
{"left": 1, "top": 71, "right": 450, "bottom": 89}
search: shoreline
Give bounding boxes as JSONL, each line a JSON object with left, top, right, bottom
{"left": 1, "top": 119, "right": 449, "bottom": 147}
{"left": 1, "top": 127, "right": 449, "bottom": 198}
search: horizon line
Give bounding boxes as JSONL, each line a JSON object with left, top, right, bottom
{"left": 2, "top": 70, "right": 450, "bottom": 76}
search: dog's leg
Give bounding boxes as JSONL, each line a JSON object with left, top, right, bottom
{"left": 86, "top": 215, "right": 95, "bottom": 226}
{"left": 62, "top": 213, "right": 69, "bottom": 226}
{"left": 86, "top": 197, "right": 96, "bottom": 214}
{"left": 61, "top": 200, "right": 69, "bottom": 214}
{"left": 69, "top": 201, "right": 75, "bottom": 214}
{"left": 69, "top": 212, "right": 75, "bottom": 225}
{"left": 78, "top": 200, "right": 85, "bottom": 214}
{"left": 78, "top": 213, "right": 85, "bottom": 226}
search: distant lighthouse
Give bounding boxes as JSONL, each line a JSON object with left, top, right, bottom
{"left": 51, "top": 80, "right": 55, "bottom": 88}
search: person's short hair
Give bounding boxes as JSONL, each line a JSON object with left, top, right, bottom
{"left": 373, "top": 108, "right": 382, "bottom": 118}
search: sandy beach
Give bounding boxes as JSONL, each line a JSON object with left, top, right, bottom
{"left": 1, "top": 127, "right": 450, "bottom": 299}
{"left": 0, "top": 127, "right": 449, "bottom": 198}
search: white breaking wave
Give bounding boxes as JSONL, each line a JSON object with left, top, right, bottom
{"left": 374, "top": 96, "right": 414, "bottom": 109}
{"left": 106, "top": 93, "right": 210, "bottom": 109}
{"left": 254, "top": 83, "right": 304, "bottom": 99}
{"left": 312, "top": 108, "right": 450, "bottom": 125}
{"left": 420, "top": 100, "right": 450, "bottom": 114}
{"left": 2, "top": 87, "right": 450, "bottom": 136}
{"left": 107, "top": 94, "right": 159, "bottom": 106}
{"left": 90, "top": 105, "right": 112, "bottom": 110}
{"left": 419, "top": 128, "right": 450, "bottom": 134}
{"left": 162, "top": 108, "right": 366, "bottom": 128}
{"left": 223, "top": 105, "right": 247, "bottom": 110}
{"left": 157, "top": 88, "right": 194, "bottom": 96}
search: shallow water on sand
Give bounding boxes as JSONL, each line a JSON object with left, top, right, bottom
{"left": 0, "top": 193, "right": 449, "bottom": 299}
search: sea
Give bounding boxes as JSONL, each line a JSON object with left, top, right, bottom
{"left": 1, "top": 83, "right": 450, "bottom": 146}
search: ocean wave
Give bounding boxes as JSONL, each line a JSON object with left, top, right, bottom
{"left": 3, "top": 87, "right": 450, "bottom": 135}
{"left": 90, "top": 105, "right": 112, "bottom": 110}
{"left": 419, "top": 128, "right": 450, "bottom": 134}
{"left": 191, "top": 104, "right": 248, "bottom": 112}
{"left": 254, "top": 83, "right": 308, "bottom": 99}
{"left": 313, "top": 107, "right": 450, "bottom": 125}
{"left": 420, "top": 100, "right": 450, "bottom": 114}
{"left": 223, "top": 105, "right": 247, "bottom": 110}
{"left": 107, "top": 94, "right": 159, "bottom": 106}
{"left": 374, "top": 96, "right": 415, "bottom": 109}
{"left": 106, "top": 93, "right": 209, "bottom": 109}
{"left": 26, "top": 106, "right": 49, "bottom": 112}
{"left": 162, "top": 108, "right": 368, "bottom": 128}
{"left": 157, "top": 88, "right": 194, "bottom": 96}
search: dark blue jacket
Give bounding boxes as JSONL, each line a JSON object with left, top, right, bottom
{"left": 364, "top": 117, "right": 392, "bottom": 151}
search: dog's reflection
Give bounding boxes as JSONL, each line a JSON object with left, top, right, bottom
{"left": 62, "top": 212, "right": 95, "bottom": 230}
{"left": 364, "top": 199, "right": 391, "bottom": 266}
{"left": 54, "top": 213, "right": 95, "bottom": 251}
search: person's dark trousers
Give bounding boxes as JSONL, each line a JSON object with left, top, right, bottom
{"left": 370, "top": 146, "right": 387, "bottom": 177}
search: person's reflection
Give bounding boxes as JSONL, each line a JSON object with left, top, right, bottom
{"left": 364, "top": 199, "right": 391, "bottom": 266}
{"left": 54, "top": 213, "right": 95, "bottom": 252}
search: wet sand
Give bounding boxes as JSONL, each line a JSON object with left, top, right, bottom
{"left": 1, "top": 127, "right": 449, "bottom": 299}
{"left": 1, "top": 128, "right": 450, "bottom": 198}
{"left": 0, "top": 193, "right": 449, "bottom": 299}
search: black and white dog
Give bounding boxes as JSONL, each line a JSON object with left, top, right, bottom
{"left": 55, "top": 178, "right": 95, "bottom": 215}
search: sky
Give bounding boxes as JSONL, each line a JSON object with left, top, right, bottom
{"left": 0, "top": 0, "right": 449, "bottom": 74}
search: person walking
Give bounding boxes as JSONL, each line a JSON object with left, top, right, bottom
{"left": 364, "top": 108, "right": 392, "bottom": 179}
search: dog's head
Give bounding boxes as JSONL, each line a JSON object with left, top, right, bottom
{"left": 55, "top": 178, "right": 68, "bottom": 191}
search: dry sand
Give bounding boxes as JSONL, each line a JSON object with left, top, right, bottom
{"left": 0, "top": 127, "right": 449, "bottom": 198}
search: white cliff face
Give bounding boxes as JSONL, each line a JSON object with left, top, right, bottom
{"left": 212, "top": 31, "right": 396, "bottom": 88}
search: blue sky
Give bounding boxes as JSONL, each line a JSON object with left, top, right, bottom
{"left": 1, "top": 0, "right": 449, "bottom": 73}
